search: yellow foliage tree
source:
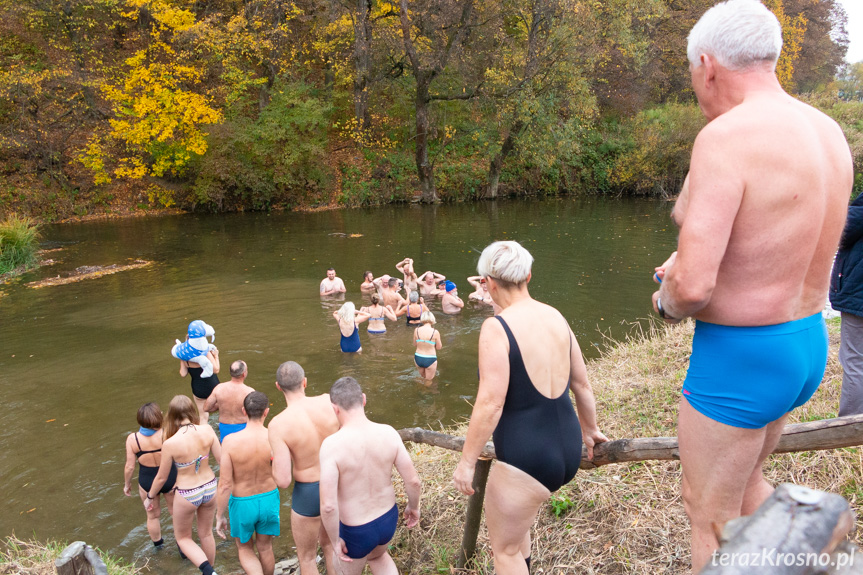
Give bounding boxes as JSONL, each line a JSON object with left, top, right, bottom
{"left": 764, "top": 0, "right": 807, "bottom": 92}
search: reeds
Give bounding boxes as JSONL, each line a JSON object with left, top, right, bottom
{"left": 0, "top": 214, "right": 40, "bottom": 276}
{"left": 393, "top": 318, "right": 862, "bottom": 574}
{"left": 0, "top": 536, "right": 142, "bottom": 575}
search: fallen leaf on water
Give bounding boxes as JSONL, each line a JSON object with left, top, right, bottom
{"left": 46, "top": 419, "right": 56, "bottom": 423}
{"left": 27, "top": 508, "right": 36, "bottom": 513}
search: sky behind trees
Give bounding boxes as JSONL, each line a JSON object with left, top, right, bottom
{"left": 838, "top": 0, "right": 861, "bottom": 62}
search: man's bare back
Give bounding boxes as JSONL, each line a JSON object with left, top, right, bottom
{"left": 206, "top": 380, "right": 255, "bottom": 424}
{"left": 269, "top": 394, "right": 339, "bottom": 483}
{"left": 667, "top": 91, "right": 852, "bottom": 326}
{"left": 221, "top": 424, "right": 276, "bottom": 497}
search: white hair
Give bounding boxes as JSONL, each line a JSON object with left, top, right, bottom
{"left": 409, "top": 291, "right": 419, "bottom": 303}
{"left": 477, "top": 241, "right": 533, "bottom": 286}
{"left": 687, "top": 0, "right": 782, "bottom": 71}
{"left": 420, "top": 311, "right": 436, "bottom": 325}
{"left": 338, "top": 301, "right": 356, "bottom": 324}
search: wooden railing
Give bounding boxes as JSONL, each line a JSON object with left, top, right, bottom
{"left": 397, "top": 414, "right": 863, "bottom": 569}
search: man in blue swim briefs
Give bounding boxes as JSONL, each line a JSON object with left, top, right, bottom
{"left": 650, "top": 1, "right": 853, "bottom": 571}
{"left": 268, "top": 362, "right": 340, "bottom": 575}
{"left": 204, "top": 360, "right": 255, "bottom": 443}
{"left": 215, "top": 392, "right": 280, "bottom": 575}
{"left": 320, "top": 377, "right": 421, "bottom": 575}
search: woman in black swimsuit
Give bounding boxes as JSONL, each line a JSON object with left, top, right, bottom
{"left": 179, "top": 345, "right": 220, "bottom": 424}
{"left": 452, "top": 241, "right": 608, "bottom": 574}
{"left": 123, "top": 402, "right": 177, "bottom": 547}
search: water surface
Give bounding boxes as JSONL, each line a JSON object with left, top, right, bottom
{"left": 0, "top": 197, "right": 677, "bottom": 572}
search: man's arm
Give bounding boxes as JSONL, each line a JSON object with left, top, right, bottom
{"left": 654, "top": 126, "right": 744, "bottom": 320}
{"left": 395, "top": 259, "right": 408, "bottom": 273}
{"left": 336, "top": 278, "right": 346, "bottom": 293}
{"left": 391, "top": 428, "right": 421, "bottom": 528}
{"left": 268, "top": 423, "right": 293, "bottom": 489}
{"left": 215, "top": 447, "right": 234, "bottom": 538}
{"left": 203, "top": 387, "right": 220, "bottom": 414}
{"left": 319, "top": 439, "right": 351, "bottom": 562}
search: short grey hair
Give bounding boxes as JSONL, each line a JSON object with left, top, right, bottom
{"left": 477, "top": 241, "right": 533, "bottom": 286}
{"left": 276, "top": 361, "right": 305, "bottom": 392}
{"left": 230, "top": 360, "right": 247, "bottom": 378}
{"left": 687, "top": 0, "right": 781, "bottom": 71}
{"left": 409, "top": 291, "right": 419, "bottom": 303}
{"left": 330, "top": 377, "right": 363, "bottom": 410}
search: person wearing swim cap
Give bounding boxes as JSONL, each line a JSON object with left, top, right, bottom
{"left": 442, "top": 281, "right": 464, "bottom": 315}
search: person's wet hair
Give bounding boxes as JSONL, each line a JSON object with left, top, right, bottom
{"left": 338, "top": 301, "right": 356, "bottom": 324}
{"left": 164, "top": 395, "right": 199, "bottom": 439}
{"left": 477, "top": 241, "right": 534, "bottom": 287}
{"left": 330, "top": 377, "right": 363, "bottom": 410}
{"left": 230, "top": 360, "right": 247, "bottom": 378}
{"left": 409, "top": 291, "right": 419, "bottom": 303}
{"left": 137, "top": 402, "right": 163, "bottom": 429}
{"left": 370, "top": 293, "right": 380, "bottom": 305}
{"left": 244, "top": 391, "right": 269, "bottom": 420}
{"left": 388, "top": 278, "right": 398, "bottom": 288}
{"left": 276, "top": 361, "right": 305, "bottom": 392}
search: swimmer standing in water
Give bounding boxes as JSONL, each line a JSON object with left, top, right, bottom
{"left": 361, "top": 294, "right": 397, "bottom": 334}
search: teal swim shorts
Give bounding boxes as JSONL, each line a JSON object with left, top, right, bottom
{"left": 229, "top": 488, "right": 281, "bottom": 543}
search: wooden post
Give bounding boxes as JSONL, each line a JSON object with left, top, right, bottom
{"left": 700, "top": 484, "right": 862, "bottom": 575}
{"left": 456, "top": 458, "right": 492, "bottom": 569}
{"left": 55, "top": 541, "right": 108, "bottom": 575}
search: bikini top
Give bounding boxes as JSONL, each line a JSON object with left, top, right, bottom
{"left": 415, "top": 329, "right": 437, "bottom": 345}
{"left": 133, "top": 433, "right": 161, "bottom": 459}
{"left": 176, "top": 455, "right": 206, "bottom": 473}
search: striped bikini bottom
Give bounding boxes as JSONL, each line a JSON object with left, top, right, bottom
{"left": 176, "top": 477, "right": 217, "bottom": 507}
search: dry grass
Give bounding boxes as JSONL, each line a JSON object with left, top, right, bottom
{"left": 0, "top": 536, "right": 142, "bottom": 575}
{"left": 390, "top": 318, "right": 862, "bottom": 574}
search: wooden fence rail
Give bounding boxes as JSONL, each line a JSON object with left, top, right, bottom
{"left": 397, "top": 413, "right": 863, "bottom": 569}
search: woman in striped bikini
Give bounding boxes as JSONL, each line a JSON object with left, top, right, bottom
{"left": 145, "top": 395, "right": 222, "bottom": 575}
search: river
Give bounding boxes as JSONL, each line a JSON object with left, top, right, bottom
{"left": 0, "top": 197, "right": 678, "bottom": 572}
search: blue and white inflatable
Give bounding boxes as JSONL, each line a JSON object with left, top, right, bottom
{"left": 171, "top": 320, "right": 217, "bottom": 377}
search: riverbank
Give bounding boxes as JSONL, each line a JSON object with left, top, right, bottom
{"left": 0, "top": 536, "right": 139, "bottom": 575}
{"left": 389, "top": 318, "right": 862, "bottom": 574}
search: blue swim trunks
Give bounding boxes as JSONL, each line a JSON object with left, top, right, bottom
{"left": 291, "top": 481, "right": 320, "bottom": 518}
{"left": 229, "top": 488, "right": 281, "bottom": 544}
{"left": 682, "top": 312, "right": 827, "bottom": 429}
{"left": 219, "top": 422, "right": 247, "bottom": 443}
{"left": 339, "top": 504, "right": 398, "bottom": 559}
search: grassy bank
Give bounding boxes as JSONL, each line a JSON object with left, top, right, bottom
{"left": 0, "top": 536, "right": 140, "bottom": 574}
{"left": 389, "top": 318, "right": 862, "bottom": 574}
{"left": 0, "top": 214, "right": 40, "bottom": 277}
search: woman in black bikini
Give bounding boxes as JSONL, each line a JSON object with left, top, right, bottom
{"left": 179, "top": 345, "right": 220, "bottom": 424}
{"left": 123, "top": 402, "right": 177, "bottom": 548}
{"left": 145, "top": 395, "right": 222, "bottom": 575}
{"left": 452, "top": 241, "right": 608, "bottom": 574}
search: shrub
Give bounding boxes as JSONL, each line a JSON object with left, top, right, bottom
{"left": 0, "top": 213, "right": 40, "bottom": 275}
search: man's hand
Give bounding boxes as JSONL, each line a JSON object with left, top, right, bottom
{"left": 452, "top": 459, "right": 476, "bottom": 496}
{"left": 336, "top": 539, "right": 353, "bottom": 562}
{"left": 404, "top": 506, "right": 420, "bottom": 528}
{"left": 654, "top": 251, "right": 677, "bottom": 283}
{"left": 582, "top": 428, "right": 610, "bottom": 461}
{"left": 652, "top": 291, "right": 682, "bottom": 325}
{"left": 216, "top": 515, "right": 228, "bottom": 539}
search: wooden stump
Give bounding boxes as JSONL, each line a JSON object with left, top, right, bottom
{"left": 456, "top": 458, "right": 493, "bottom": 569}
{"left": 700, "top": 484, "right": 861, "bottom": 575}
{"left": 55, "top": 541, "right": 108, "bottom": 575}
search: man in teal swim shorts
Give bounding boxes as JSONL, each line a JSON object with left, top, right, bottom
{"left": 216, "top": 392, "right": 280, "bottom": 575}
{"left": 650, "top": 0, "right": 853, "bottom": 572}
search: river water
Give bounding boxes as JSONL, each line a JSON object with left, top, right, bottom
{"left": 0, "top": 197, "right": 677, "bottom": 572}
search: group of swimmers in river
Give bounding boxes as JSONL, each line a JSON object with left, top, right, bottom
{"left": 324, "top": 258, "right": 498, "bottom": 380}
{"left": 122, "top": 240, "right": 599, "bottom": 575}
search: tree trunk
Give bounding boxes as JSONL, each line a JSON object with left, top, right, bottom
{"left": 415, "top": 78, "right": 437, "bottom": 203}
{"left": 485, "top": 120, "right": 523, "bottom": 199}
{"left": 352, "top": 0, "right": 372, "bottom": 131}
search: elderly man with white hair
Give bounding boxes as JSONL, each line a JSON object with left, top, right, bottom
{"left": 650, "top": 0, "right": 853, "bottom": 570}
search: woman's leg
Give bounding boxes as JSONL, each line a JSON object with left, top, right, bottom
{"left": 193, "top": 396, "right": 209, "bottom": 424}
{"left": 138, "top": 486, "right": 162, "bottom": 542}
{"left": 484, "top": 463, "right": 550, "bottom": 575}
{"left": 173, "top": 496, "right": 208, "bottom": 566}
{"left": 425, "top": 361, "right": 438, "bottom": 380}
{"left": 164, "top": 490, "right": 175, "bottom": 517}
{"left": 196, "top": 496, "right": 218, "bottom": 565}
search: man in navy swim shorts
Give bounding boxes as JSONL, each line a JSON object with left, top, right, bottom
{"left": 319, "top": 377, "right": 421, "bottom": 574}
{"left": 650, "top": 0, "right": 853, "bottom": 571}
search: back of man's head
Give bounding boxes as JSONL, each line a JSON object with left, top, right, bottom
{"left": 276, "top": 361, "right": 305, "bottom": 392}
{"left": 387, "top": 278, "right": 398, "bottom": 288}
{"left": 244, "top": 391, "right": 269, "bottom": 420}
{"left": 687, "top": 0, "right": 781, "bottom": 71}
{"left": 330, "top": 377, "right": 364, "bottom": 410}
{"left": 230, "top": 360, "right": 247, "bottom": 379}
